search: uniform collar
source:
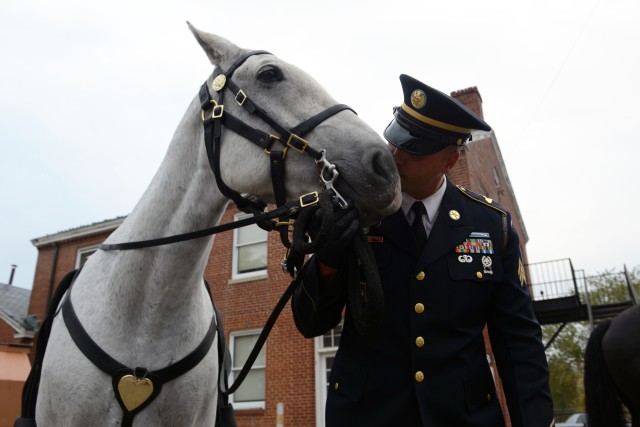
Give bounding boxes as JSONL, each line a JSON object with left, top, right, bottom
{"left": 401, "top": 175, "right": 448, "bottom": 224}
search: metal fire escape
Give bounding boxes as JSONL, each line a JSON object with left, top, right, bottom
{"left": 526, "top": 259, "right": 637, "bottom": 347}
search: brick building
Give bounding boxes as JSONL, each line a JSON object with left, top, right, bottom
{"left": 25, "top": 87, "right": 527, "bottom": 427}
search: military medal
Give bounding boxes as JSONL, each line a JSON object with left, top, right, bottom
{"left": 482, "top": 256, "right": 494, "bottom": 275}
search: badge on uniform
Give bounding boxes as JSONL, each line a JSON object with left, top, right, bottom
{"left": 481, "top": 256, "right": 494, "bottom": 275}
{"left": 455, "top": 232, "right": 494, "bottom": 254}
{"left": 518, "top": 257, "right": 527, "bottom": 288}
{"left": 367, "top": 235, "right": 384, "bottom": 243}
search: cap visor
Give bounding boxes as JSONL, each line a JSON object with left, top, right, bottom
{"left": 383, "top": 119, "right": 448, "bottom": 156}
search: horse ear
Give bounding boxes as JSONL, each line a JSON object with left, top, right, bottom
{"left": 187, "top": 22, "right": 240, "bottom": 67}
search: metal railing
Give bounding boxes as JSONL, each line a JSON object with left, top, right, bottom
{"left": 526, "top": 258, "right": 578, "bottom": 301}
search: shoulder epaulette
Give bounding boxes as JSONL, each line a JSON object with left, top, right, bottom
{"left": 456, "top": 185, "right": 508, "bottom": 216}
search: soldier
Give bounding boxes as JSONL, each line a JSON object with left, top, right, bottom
{"left": 292, "top": 74, "right": 554, "bottom": 427}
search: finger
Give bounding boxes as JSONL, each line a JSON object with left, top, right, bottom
{"left": 334, "top": 208, "right": 358, "bottom": 229}
{"left": 339, "top": 217, "right": 360, "bottom": 242}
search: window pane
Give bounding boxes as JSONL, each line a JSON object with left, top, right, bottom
{"left": 78, "top": 249, "right": 97, "bottom": 267}
{"left": 234, "top": 334, "right": 266, "bottom": 368}
{"left": 238, "top": 243, "right": 267, "bottom": 273}
{"left": 237, "top": 223, "right": 267, "bottom": 245}
{"left": 233, "top": 368, "right": 265, "bottom": 402}
{"left": 325, "top": 356, "right": 334, "bottom": 391}
{"left": 321, "top": 324, "right": 343, "bottom": 348}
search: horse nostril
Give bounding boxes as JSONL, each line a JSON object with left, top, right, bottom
{"left": 370, "top": 149, "right": 395, "bottom": 179}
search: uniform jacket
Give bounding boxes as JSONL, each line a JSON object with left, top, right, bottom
{"left": 292, "top": 181, "right": 554, "bottom": 427}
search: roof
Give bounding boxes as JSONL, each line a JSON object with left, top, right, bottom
{"left": 31, "top": 216, "right": 125, "bottom": 247}
{"left": 0, "top": 283, "right": 35, "bottom": 334}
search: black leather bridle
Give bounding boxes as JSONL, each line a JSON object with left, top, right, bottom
{"left": 100, "top": 49, "right": 355, "bottom": 252}
{"left": 199, "top": 49, "right": 353, "bottom": 216}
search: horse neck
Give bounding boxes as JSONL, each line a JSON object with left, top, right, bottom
{"left": 99, "top": 95, "right": 228, "bottom": 309}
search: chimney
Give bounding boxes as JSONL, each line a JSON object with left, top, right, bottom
{"left": 451, "top": 87, "right": 485, "bottom": 119}
{"left": 8, "top": 264, "right": 17, "bottom": 285}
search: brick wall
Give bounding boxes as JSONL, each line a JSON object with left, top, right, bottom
{"left": 206, "top": 206, "right": 317, "bottom": 427}
{"left": 0, "top": 322, "right": 18, "bottom": 343}
{"left": 29, "top": 233, "right": 110, "bottom": 324}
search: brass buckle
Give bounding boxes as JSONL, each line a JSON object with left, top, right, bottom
{"left": 235, "top": 90, "right": 247, "bottom": 106}
{"left": 201, "top": 100, "right": 223, "bottom": 121}
{"left": 287, "top": 134, "right": 308, "bottom": 153}
{"left": 299, "top": 191, "right": 319, "bottom": 207}
{"left": 263, "top": 135, "right": 281, "bottom": 155}
{"left": 212, "top": 104, "right": 224, "bottom": 119}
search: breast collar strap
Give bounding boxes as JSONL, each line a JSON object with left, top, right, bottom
{"left": 61, "top": 282, "right": 217, "bottom": 427}
{"left": 199, "top": 50, "right": 354, "bottom": 240}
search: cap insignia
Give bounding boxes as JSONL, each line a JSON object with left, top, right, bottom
{"left": 411, "top": 89, "right": 427, "bottom": 109}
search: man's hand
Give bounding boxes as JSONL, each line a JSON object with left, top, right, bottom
{"left": 312, "top": 202, "right": 360, "bottom": 269}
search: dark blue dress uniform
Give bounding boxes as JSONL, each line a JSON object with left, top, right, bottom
{"left": 291, "top": 75, "right": 554, "bottom": 427}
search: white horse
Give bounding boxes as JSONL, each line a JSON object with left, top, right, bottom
{"left": 34, "top": 24, "right": 401, "bottom": 426}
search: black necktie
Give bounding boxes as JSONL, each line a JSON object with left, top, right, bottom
{"left": 411, "top": 201, "right": 427, "bottom": 249}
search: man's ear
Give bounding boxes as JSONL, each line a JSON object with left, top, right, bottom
{"left": 443, "top": 149, "right": 461, "bottom": 172}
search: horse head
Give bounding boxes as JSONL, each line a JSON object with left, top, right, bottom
{"left": 189, "top": 24, "right": 401, "bottom": 225}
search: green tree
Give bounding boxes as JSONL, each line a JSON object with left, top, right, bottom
{"left": 542, "top": 264, "right": 638, "bottom": 417}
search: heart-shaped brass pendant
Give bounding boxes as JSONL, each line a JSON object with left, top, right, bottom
{"left": 117, "top": 374, "right": 154, "bottom": 412}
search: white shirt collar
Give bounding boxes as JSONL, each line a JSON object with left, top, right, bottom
{"left": 401, "top": 175, "right": 448, "bottom": 225}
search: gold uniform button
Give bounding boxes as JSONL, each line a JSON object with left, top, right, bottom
{"left": 415, "top": 336, "right": 425, "bottom": 348}
{"left": 414, "top": 303, "right": 425, "bottom": 314}
{"left": 476, "top": 272, "right": 483, "bottom": 279}
{"left": 415, "top": 271, "right": 425, "bottom": 281}
{"left": 415, "top": 371, "right": 424, "bottom": 382}
{"left": 334, "top": 382, "right": 339, "bottom": 390}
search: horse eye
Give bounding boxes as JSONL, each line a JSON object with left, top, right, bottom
{"left": 257, "top": 65, "right": 283, "bottom": 83}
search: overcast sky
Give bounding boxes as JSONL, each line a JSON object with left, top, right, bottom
{"left": 1, "top": 0, "right": 638, "bottom": 290}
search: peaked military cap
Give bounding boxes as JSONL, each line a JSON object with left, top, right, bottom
{"left": 383, "top": 74, "right": 491, "bottom": 155}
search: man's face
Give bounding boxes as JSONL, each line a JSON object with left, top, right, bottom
{"left": 387, "top": 144, "right": 460, "bottom": 199}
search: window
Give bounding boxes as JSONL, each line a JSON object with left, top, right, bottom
{"left": 76, "top": 245, "right": 99, "bottom": 269}
{"left": 492, "top": 167, "right": 501, "bottom": 187}
{"left": 232, "top": 213, "right": 268, "bottom": 280}
{"left": 230, "top": 330, "right": 266, "bottom": 409}
{"left": 315, "top": 323, "right": 343, "bottom": 427}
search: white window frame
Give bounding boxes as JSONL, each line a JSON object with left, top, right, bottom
{"left": 229, "top": 329, "right": 266, "bottom": 410}
{"left": 314, "top": 324, "right": 343, "bottom": 427}
{"left": 231, "top": 213, "right": 268, "bottom": 281}
{"left": 76, "top": 245, "right": 100, "bottom": 269}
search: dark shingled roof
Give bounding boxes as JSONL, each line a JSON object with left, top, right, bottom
{"left": 0, "top": 283, "right": 33, "bottom": 330}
